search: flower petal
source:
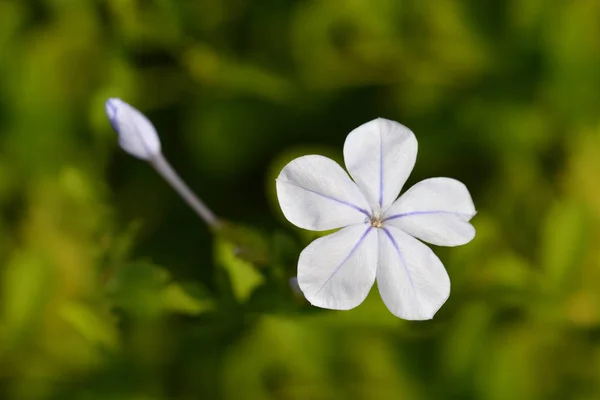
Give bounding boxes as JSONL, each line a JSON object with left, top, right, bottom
{"left": 276, "top": 155, "right": 371, "bottom": 231}
{"left": 383, "top": 178, "right": 476, "bottom": 246}
{"left": 376, "top": 226, "right": 450, "bottom": 320}
{"left": 343, "top": 118, "right": 417, "bottom": 209}
{"left": 298, "top": 225, "right": 378, "bottom": 310}
{"left": 105, "top": 98, "right": 161, "bottom": 160}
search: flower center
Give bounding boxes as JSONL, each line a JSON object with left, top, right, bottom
{"left": 370, "top": 218, "right": 382, "bottom": 228}
{"left": 370, "top": 210, "right": 383, "bottom": 228}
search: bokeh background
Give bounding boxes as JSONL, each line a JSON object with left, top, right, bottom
{"left": 1, "top": 1, "right": 600, "bottom": 399}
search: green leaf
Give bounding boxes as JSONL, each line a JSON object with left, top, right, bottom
{"left": 107, "top": 262, "right": 214, "bottom": 319}
{"left": 216, "top": 221, "right": 270, "bottom": 266}
{"left": 59, "top": 302, "right": 119, "bottom": 350}
{"left": 215, "top": 237, "right": 265, "bottom": 303}
{"left": 161, "top": 283, "right": 215, "bottom": 316}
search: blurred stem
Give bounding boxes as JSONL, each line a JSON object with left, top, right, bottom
{"left": 150, "top": 153, "right": 220, "bottom": 229}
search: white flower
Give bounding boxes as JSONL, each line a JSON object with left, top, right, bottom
{"left": 276, "top": 118, "right": 476, "bottom": 320}
{"left": 105, "top": 98, "right": 161, "bottom": 160}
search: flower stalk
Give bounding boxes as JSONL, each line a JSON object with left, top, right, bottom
{"left": 149, "top": 153, "right": 219, "bottom": 228}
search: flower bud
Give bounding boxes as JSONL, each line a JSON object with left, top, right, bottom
{"left": 105, "top": 98, "right": 161, "bottom": 160}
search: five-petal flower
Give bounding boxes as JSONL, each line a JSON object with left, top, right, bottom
{"left": 276, "top": 118, "right": 476, "bottom": 320}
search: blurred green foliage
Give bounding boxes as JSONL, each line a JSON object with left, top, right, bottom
{"left": 1, "top": 0, "right": 600, "bottom": 399}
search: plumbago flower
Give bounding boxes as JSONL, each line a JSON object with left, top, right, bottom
{"left": 276, "top": 118, "right": 476, "bottom": 320}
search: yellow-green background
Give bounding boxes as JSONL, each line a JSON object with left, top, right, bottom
{"left": 1, "top": 1, "right": 600, "bottom": 399}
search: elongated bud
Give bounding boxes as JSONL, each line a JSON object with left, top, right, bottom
{"left": 105, "top": 98, "right": 161, "bottom": 160}
{"left": 105, "top": 97, "right": 220, "bottom": 229}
